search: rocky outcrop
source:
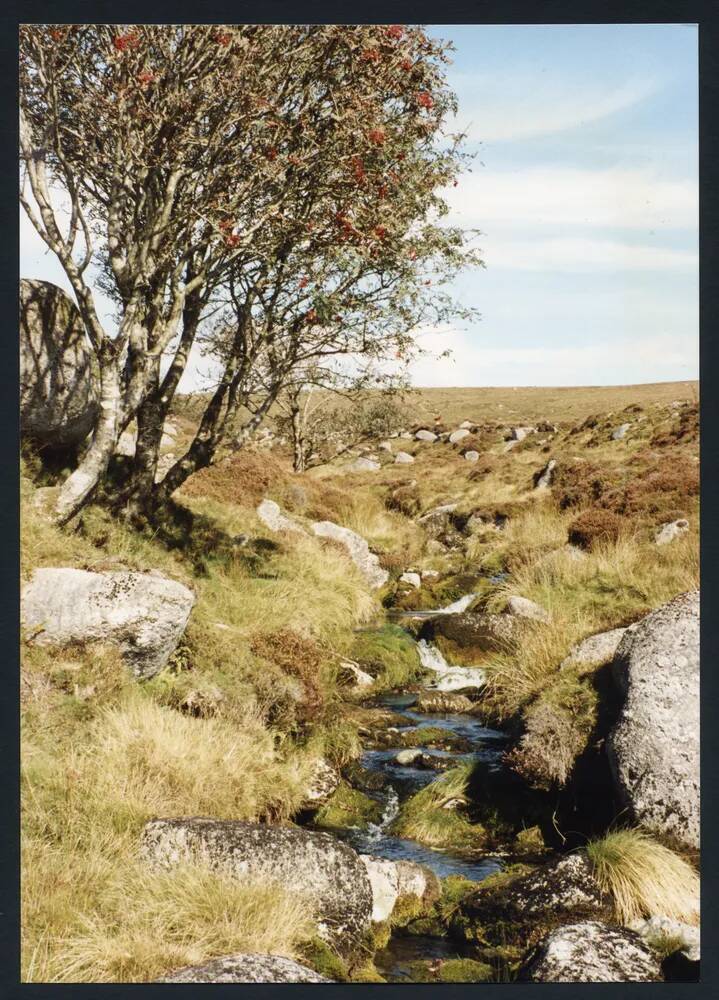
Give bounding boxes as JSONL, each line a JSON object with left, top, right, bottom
{"left": 311, "top": 521, "right": 388, "bottom": 589}
{"left": 359, "top": 854, "right": 440, "bottom": 923}
{"left": 140, "top": 818, "right": 373, "bottom": 954}
{"left": 156, "top": 953, "right": 332, "bottom": 983}
{"left": 518, "top": 921, "right": 662, "bottom": 982}
{"left": 20, "top": 279, "right": 99, "bottom": 448}
{"left": 606, "top": 591, "right": 699, "bottom": 851}
{"left": 560, "top": 627, "right": 628, "bottom": 670}
{"left": 415, "top": 690, "right": 474, "bottom": 713}
{"left": 21, "top": 567, "right": 195, "bottom": 679}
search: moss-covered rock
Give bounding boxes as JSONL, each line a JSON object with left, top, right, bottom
{"left": 350, "top": 625, "right": 423, "bottom": 689}
{"left": 405, "top": 957, "right": 494, "bottom": 982}
{"left": 313, "top": 781, "right": 383, "bottom": 832}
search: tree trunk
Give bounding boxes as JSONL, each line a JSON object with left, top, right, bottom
{"left": 291, "top": 403, "right": 305, "bottom": 473}
{"left": 53, "top": 355, "right": 121, "bottom": 523}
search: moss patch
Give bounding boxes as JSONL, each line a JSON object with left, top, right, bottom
{"left": 350, "top": 624, "right": 423, "bottom": 690}
{"left": 313, "top": 781, "right": 383, "bottom": 832}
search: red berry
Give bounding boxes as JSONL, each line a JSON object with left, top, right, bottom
{"left": 368, "top": 127, "right": 386, "bottom": 145}
{"left": 417, "top": 91, "right": 434, "bottom": 109}
{"left": 386, "top": 25, "right": 403, "bottom": 40}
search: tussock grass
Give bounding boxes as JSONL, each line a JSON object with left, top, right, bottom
{"left": 586, "top": 829, "right": 699, "bottom": 925}
{"left": 391, "top": 764, "right": 486, "bottom": 849}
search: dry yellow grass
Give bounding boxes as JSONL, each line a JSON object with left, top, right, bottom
{"left": 586, "top": 829, "right": 699, "bottom": 925}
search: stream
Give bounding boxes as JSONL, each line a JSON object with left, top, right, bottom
{"left": 324, "top": 596, "right": 514, "bottom": 980}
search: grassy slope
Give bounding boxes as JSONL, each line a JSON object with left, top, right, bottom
{"left": 21, "top": 381, "right": 699, "bottom": 981}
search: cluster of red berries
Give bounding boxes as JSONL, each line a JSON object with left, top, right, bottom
{"left": 361, "top": 48, "right": 381, "bottom": 63}
{"left": 214, "top": 31, "right": 232, "bottom": 46}
{"left": 386, "top": 25, "right": 404, "bottom": 41}
{"left": 417, "top": 91, "right": 434, "bottom": 109}
{"left": 113, "top": 30, "right": 140, "bottom": 52}
{"left": 368, "top": 127, "right": 386, "bottom": 146}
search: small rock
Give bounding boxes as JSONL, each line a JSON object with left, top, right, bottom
{"left": 415, "top": 690, "right": 474, "bottom": 713}
{"left": 511, "top": 426, "right": 535, "bottom": 441}
{"left": 338, "top": 659, "right": 374, "bottom": 691}
{"left": 256, "top": 499, "right": 306, "bottom": 535}
{"left": 421, "top": 569, "right": 440, "bottom": 579}
{"left": 157, "top": 954, "right": 332, "bottom": 983}
{"left": 394, "top": 451, "right": 415, "bottom": 464}
{"left": 347, "top": 457, "right": 380, "bottom": 472}
{"left": 464, "top": 450, "right": 479, "bottom": 462}
{"left": 459, "top": 420, "right": 474, "bottom": 430}
{"left": 520, "top": 922, "right": 661, "bottom": 982}
{"left": 394, "top": 748, "right": 431, "bottom": 767}
{"left": 378, "top": 440, "right": 393, "bottom": 453}
{"left": 655, "top": 519, "right": 689, "bottom": 545}
{"left": 415, "top": 429, "right": 438, "bottom": 442}
{"left": 400, "top": 572, "right": 421, "bottom": 589}
{"left": 449, "top": 428, "right": 471, "bottom": 444}
{"left": 560, "top": 627, "right": 628, "bottom": 670}
{"left": 399, "top": 431, "right": 414, "bottom": 439}
{"left": 612, "top": 423, "right": 631, "bottom": 440}
{"left": 505, "top": 595, "right": 550, "bottom": 622}
{"left": 360, "top": 854, "right": 439, "bottom": 923}
{"left": 302, "top": 758, "right": 341, "bottom": 807}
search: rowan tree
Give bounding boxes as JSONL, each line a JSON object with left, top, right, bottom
{"left": 20, "top": 23, "right": 480, "bottom": 519}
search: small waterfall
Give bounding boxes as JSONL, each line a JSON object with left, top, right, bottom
{"left": 417, "top": 639, "right": 487, "bottom": 693}
{"left": 366, "top": 786, "right": 400, "bottom": 843}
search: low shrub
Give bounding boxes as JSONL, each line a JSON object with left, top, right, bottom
{"left": 586, "top": 828, "right": 699, "bottom": 924}
{"left": 568, "top": 509, "right": 624, "bottom": 551}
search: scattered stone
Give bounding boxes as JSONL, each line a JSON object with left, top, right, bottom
{"left": 256, "top": 499, "right": 306, "bottom": 535}
{"left": 415, "top": 429, "right": 438, "bottom": 442}
{"left": 449, "top": 428, "right": 471, "bottom": 444}
{"left": 519, "top": 922, "right": 661, "bottom": 982}
{"left": 378, "top": 441, "right": 393, "bottom": 453}
{"left": 536, "top": 421, "right": 558, "bottom": 433}
{"left": 394, "top": 451, "right": 415, "bottom": 464}
{"left": 399, "top": 431, "right": 414, "bottom": 439}
{"left": 511, "top": 426, "right": 535, "bottom": 441}
{"left": 141, "top": 818, "right": 372, "bottom": 954}
{"left": 421, "top": 569, "right": 440, "bottom": 579}
{"left": 360, "top": 855, "right": 440, "bottom": 923}
{"left": 311, "top": 521, "right": 389, "bottom": 589}
{"left": 612, "top": 423, "right": 631, "bottom": 440}
{"left": 20, "top": 279, "right": 100, "bottom": 447}
{"left": 533, "top": 458, "right": 556, "bottom": 489}
{"left": 607, "top": 590, "right": 699, "bottom": 851}
{"left": 157, "top": 954, "right": 332, "bottom": 983}
{"left": 347, "top": 457, "right": 380, "bottom": 472}
{"left": 459, "top": 420, "right": 474, "bottom": 430}
{"left": 464, "top": 450, "right": 480, "bottom": 462}
{"left": 21, "top": 567, "right": 195, "bottom": 680}
{"left": 560, "top": 627, "right": 628, "bottom": 670}
{"left": 505, "top": 595, "right": 550, "bottom": 623}
{"left": 655, "top": 519, "right": 689, "bottom": 545}
{"left": 400, "top": 571, "right": 421, "bottom": 589}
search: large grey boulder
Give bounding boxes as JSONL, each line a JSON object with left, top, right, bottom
{"left": 20, "top": 279, "right": 99, "bottom": 447}
{"left": 311, "top": 521, "right": 388, "bottom": 589}
{"left": 140, "top": 818, "right": 373, "bottom": 954}
{"left": 424, "top": 611, "right": 517, "bottom": 652}
{"left": 157, "top": 953, "right": 331, "bottom": 983}
{"left": 519, "top": 921, "right": 662, "bottom": 982}
{"left": 21, "top": 567, "right": 195, "bottom": 679}
{"left": 607, "top": 591, "right": 699, "bottom": 851}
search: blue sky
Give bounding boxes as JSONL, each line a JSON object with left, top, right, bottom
{"left": 20, "top": 23, "right": 698, "bottom": 388}
{"left": 407, "top": 23, "right": 699, "bottom": 386}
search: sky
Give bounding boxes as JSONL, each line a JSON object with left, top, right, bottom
{"left": 20, "top": 23, "right": 698, "bottom": 389}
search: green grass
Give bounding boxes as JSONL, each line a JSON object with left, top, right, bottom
{"left": 390, "top": 764, "right": 486, "bottom": 850}
{"left": 349, "top": 624, "right": 424, "bottom": 690}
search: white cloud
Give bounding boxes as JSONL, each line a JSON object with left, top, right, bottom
{"left": 482, "top": 236, "right": 697, "bottom": 273}
{"left": 445, "top": 166, "right": 698, "bottom": 231}
{"left": 450, "top": 74, "right": 658, "bottom": 144}
{"left": 405, "top": 325, "right": 697, "bottom": 387}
